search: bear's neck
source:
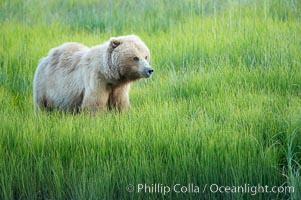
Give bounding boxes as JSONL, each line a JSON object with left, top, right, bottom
{"left": 90, "top": 43, "right": 121, "bottom": 82}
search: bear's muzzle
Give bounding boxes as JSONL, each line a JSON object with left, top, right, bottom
{"left": 143, "top": 66, "right": 154, "bottom": 78}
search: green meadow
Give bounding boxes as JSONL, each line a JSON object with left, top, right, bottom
{"left": 0, "top": 0, "right": 300, "bottom": 199}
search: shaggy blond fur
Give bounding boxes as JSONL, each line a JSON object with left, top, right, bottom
{"left": 33, "top": 35, "right": 153, "bottom": 112}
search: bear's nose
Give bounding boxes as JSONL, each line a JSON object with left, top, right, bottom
{"left": 144, "top": 66, "right": 154, "bottom": 78}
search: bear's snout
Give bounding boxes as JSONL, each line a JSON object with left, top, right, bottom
{"left": 144, "top": 66, "right": 154, "bottom": 78}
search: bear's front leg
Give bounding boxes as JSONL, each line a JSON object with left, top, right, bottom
{"left": 109, "top": 83, "right": 130, "bottom": 111}
{"left": 81, "top": 85, "right": 109, "bottom": 112}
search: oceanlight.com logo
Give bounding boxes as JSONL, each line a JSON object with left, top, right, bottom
{"left": 208, "top": 184, "right": 294, "bottom": 196}
{"left": 126, "top": 183, "right": 294, "bottom": 196}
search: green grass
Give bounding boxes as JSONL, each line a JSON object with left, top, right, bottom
{"left": 0, "top": 0, "right": 301, "bottom": 199}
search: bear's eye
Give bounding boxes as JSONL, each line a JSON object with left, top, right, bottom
{"left": 133, "top": 57, "right": 139, "bottom": 61}
{"left": 145, "top": 56, "right": 148, "bottom": 60}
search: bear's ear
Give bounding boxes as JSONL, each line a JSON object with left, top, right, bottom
{"left": 110, "top": 38, "right": 121, "bottom": 49}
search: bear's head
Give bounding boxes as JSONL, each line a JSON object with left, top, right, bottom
{"left": 109, "top": 35, "right": 154, "bottom": 81}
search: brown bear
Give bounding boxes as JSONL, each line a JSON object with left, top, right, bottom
{"left": 33, "top": 35, "right": 154, "bottom": 113}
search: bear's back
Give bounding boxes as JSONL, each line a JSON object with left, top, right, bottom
{"left": 45, "top": 42, "right": 88, "bottom": 73}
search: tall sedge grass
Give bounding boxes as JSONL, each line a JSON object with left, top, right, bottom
{"left": 0, "top": 0, "right": 300, "bottom": 199}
